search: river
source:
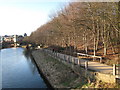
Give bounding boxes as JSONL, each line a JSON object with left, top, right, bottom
{"left": 1, "top": 48, "right": 47, "bottom": 88}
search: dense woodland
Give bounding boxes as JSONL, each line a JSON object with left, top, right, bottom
{"left": 24, "top": 2, "right": 120, "bottom": 63}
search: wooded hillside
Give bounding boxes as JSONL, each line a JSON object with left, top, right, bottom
{"left": 24, "top": 2, "right": 120, "bottom": 64}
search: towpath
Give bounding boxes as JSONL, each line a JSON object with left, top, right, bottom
{"left": 79, "top": 59, "right": 113, "bottom": 74}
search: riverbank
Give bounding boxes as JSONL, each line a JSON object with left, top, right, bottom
{"left": 32, "top": 49, "right": 88, "bottom": 88}
{"left": 32, "top": 49, "right": 119, "bottom": 89}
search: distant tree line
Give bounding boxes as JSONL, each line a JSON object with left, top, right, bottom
{"left": 24, "top": 2, "right": 120, "bottom": 56}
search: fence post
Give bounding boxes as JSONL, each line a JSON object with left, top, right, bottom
{"left": 54, "top": 51, "right": 55, "bottom": 57}
{"left": 72, "top": 57, "right": 74, "bottom": 64}
{"left": 64, "top": 55, "right": 66, "bottom": 61}
{"left": 100, "top": 57, "right": 102, "bottom": 63}
{"left": 55, "top": 52, "right": 57, "bottom": 58}
{"left": 69, "top": 56, "right": 71, "bottom": 63}
{"left": 66, "top": 55, "right": 68, "bottom": 61}
{"left": 78, "top": 58, "right": 80, "bottom": 65}
{"left": 113, "top": 64, "right": 116, "bottom": 75}
{"left": 68, "top": 56, "right": 70, "bottom": 63}
{"left": 93, "top": 57, "right": 96, "bottom": 61}
{"left": 56, "top": 52, "right": 57, "bottom": 58}
{"left": 85, "top": 61, "right": 88, "bottom": 70}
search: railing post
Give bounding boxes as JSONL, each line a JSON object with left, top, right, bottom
{"left": 54, "top": 51, "right": 55, "bottom": 57}
{"left": 113, "top": 64, "right": 116, "bottom": 75}
{"left": 66, "top": 55, "right": 68, "bottom": 61}
{"left": 85, "top": 61, "right": 88, "bottom": 70}
{"left": 93, "top": 56, "right": 96, "bottom": 61}
{"left": 72, "top": 57, "right": 74, "bottom": 63}
{"left": 63, "top": 54, "right": 65, "bottom": 61}
{"left": 56, "top": 52, "right": 57, "bottom": 58}
{"left": 68, "top": 56, "right": 70, "bottom": 63}
{"left": 78, "top": 58, "right": 80, "bottom": 65}
{"left": 100, "top": 57, "right": 102, "bottom": 63}
{"left": 55, "top": 52, "right": 57, "bottom": 58}
{"left": 69, "top": 56, "right": 71, "bottom": 63}
{"left": 64, "top": 55, "right": 66, "bottom": 61}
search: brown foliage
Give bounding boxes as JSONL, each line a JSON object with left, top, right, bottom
{"left": 27, "top": 2, "right": 119, "bottom": 56}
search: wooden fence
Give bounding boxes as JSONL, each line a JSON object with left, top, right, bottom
{"left": 44, "top": 49, "right": 81, "bottom": 65}
{"left": 43, "top": 49, "right": 119, "bottom": 77}
{"left": 113, "top": 64, "right": 120, "bottom": 77}
{"left": 76, "top": 52, "right": 102, "bottom": 63}
{"left": 44, "top": 49, "right": 94, "bottom": 71}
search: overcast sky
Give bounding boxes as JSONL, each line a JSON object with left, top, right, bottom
{"left": 0, "top": 0, "right": 70, "bottom": 36}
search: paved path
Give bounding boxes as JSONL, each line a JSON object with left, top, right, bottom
{"left": 79, "top": 58, "right": 120, "bottom": 79}
{"left": 79, "top": 59, "right": 113, "bottom": 74}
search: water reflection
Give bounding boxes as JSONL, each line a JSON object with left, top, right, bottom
{"left": 2, "top": 48, "right": 47, "bottom": 88}
{"left": 23, "top": 49, "right": 37, "bottom": 75}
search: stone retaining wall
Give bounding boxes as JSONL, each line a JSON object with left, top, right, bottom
{"left": 95, "top": 72, "right": 116, "bottom": 83}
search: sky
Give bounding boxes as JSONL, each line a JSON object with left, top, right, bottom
{"left": 0, "top": 0, "right": 70, "bottom": 36}
{"left": 0, "top": 0, "right": 119, "bottom": 36}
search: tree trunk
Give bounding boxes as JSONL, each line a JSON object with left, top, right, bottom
{"left": 104, "top": 44, "right": 107, "bottom": 56}
{"left": 93, "top": 37, "right": 96, "bottom": 61}
{"left": 94, "top": 37, "right": 96, "bottom": 56}
{"left": 96, "top": 20, "right": 100, "bottom": 51}
{"left": 85, "top": 34, "right": 88, "bottom": 54}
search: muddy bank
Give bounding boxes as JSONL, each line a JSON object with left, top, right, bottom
{"left": 32, "top": 49, "right": 87, "bottom": 88}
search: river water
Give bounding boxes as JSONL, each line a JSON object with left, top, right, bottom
{"left": 1, "top": 48, "right": 47, "bottom": 88}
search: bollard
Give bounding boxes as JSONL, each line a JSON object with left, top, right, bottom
{"left": 113, "top": 64, "right": 116, "bottom": 75}
{"left": 85, "top": 61, "right": 88, "bottom": 70}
